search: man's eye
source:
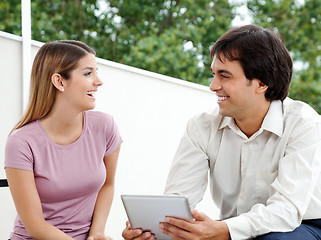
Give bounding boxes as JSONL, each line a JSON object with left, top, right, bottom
{"left": 221, "top": 74, "right": 229, "bottom": 78}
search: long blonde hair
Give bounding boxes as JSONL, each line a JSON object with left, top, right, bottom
{"left": 10, "top": 40, "right": 95, "bottom": 135}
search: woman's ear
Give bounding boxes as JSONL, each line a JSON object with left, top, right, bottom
{"left": 51, "top": 73, "right": 64, "bottom": 92}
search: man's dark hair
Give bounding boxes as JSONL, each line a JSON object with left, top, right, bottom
{"left": 210, "top": 24, "right": 293, "bottom": 101}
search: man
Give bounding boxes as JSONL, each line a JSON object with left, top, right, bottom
{"left": 122, "top": 25, "right": 321, "bottom": 239}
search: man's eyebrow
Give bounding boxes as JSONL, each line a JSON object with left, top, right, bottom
{"left": 217, "top": 69, "right": 232, "bottom": 75}
{"left": 210, "top": 67, "right": 232, "bottom": 75}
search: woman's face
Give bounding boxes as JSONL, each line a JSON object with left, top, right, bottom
{"left": 62, "top": 53, "right": 103, "bottom": 112}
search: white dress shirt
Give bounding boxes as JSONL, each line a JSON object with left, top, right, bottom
{"left": 164, "top": 98, "right": 321, "bottom": 239}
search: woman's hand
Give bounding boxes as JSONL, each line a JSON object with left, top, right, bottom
{"left": 87, "top": 232, "right": 113, "bottom": 240}
{"left": 122, "top": 221, "right": 155, "bottom": 240}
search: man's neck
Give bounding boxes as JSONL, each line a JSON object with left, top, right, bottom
{"left": 234, "top": 101, "right": 271, "bottom": 138}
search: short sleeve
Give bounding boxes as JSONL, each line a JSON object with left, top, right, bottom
{"left": 104, "top": 117, "right": 123, "bottom": 156}
{"left": 5, "top": 133, "right": 34, "bottom": 171}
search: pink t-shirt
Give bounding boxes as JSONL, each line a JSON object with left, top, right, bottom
{"left": 5, "top": 111, "right": 122, "bottom": 240}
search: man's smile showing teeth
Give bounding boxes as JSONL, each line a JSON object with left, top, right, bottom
{"left": 217, "top": 96, "right": 230, "bottom": 102}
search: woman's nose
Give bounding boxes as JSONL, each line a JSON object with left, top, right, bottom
{"left": 95, "top": 75, "right": 103, "bottom": 86}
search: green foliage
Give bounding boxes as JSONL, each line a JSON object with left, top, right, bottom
{"left": 0, "top": 0, "right": 234, "bottom": 86}
{"left": 247, "top": 0, "right": 321, "bottom": 112}
{"left": 1, "top": 0, "right": 320, "bottom": 112}
{"left": 98, "top": 0, "right": 235, "bottom": 85}
{"left": 0, "top": 0, "right": 21, "bottom": 35}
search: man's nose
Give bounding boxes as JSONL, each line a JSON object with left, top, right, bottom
{"left": 209, "top": 75, "right": 221, "bottom": 92}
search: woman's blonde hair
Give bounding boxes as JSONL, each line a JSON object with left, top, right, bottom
{"left": 10, "top": 40, "right": 95, "bottom": 135}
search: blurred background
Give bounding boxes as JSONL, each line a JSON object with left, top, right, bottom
{"left": 1, "top": 0, "right": 320, "bottom": 112}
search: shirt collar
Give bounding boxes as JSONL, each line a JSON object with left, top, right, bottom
{"left": 217, "top": 100, "right": 284, "bottom": 137}
{"left": 261, "top": 100, "right": 283, "bottom": 137}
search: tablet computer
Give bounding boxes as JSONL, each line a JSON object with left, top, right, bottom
{"left": 121, "top": 195, "right": 193, "bottom": 240}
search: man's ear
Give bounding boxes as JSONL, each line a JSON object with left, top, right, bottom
{"left": 256, "top": 80, "right": 268, "bottom": 94}
{"left": 51, "top": 73, "right": 64, "bottom": 92}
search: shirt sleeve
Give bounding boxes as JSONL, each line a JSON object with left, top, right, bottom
{"left": 104, "top": 117, "right": 123, "bottom": 156}
{"left": 164, "top": 117, "right": 211, "bottom": 208}
{"left": 5, "top": 133, "right": 34, "bottom": 171}
{"left": 224, "top": 122, "right": 321, "bottom": 239}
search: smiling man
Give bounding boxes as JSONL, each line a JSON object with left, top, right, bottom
{"left": 122, "top": 25, "right": 321, "bottom": 240}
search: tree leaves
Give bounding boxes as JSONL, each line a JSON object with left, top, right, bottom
{"left": 1, "top": 0, "right": 320, "bottom": 112}
{"left": 247, "top": 0, "right": 321, "bottom": 112}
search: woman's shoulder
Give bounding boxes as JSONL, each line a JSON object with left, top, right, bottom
{"left": 84, "top": 111, "right": 118, "bottom": 132}
{"left": 6, "top": 120, "right": 40, "bottom": 158}
{"left": 9, "top": 120, "right": 40, "bottom": 141}
{"left": 85, "top": 110, "right": 114, "bottom": 120}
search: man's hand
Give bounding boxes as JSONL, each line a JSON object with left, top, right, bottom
{"left": 122, "top": 221, "right": 156, "bottom": 240}
{"left": 159, "top": 209, "right": 231, "bottom": 240}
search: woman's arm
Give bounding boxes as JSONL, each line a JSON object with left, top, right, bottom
{"left": 6, "top": 167, "right": 73, "bottom": 240}
{"left": 88, "top": 146, "right": 121, "bottom": 239}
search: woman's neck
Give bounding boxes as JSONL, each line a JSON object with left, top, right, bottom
{"left": 40, "top": 106, "right": 84, "bottom": 145}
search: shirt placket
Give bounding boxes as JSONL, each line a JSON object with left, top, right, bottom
{"left": 237, "top": 139, "right": 251, "bottom": 215}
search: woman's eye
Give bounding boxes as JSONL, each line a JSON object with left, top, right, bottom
{"left": 84, "top": 72, "right": 91, "bottom": 76}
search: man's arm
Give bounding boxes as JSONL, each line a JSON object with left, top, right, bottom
{"left": 164, "top": 116, "right": 211, "bottom": 208}
{"left": 161, "top": 116, "right": 229, "bottom": 239}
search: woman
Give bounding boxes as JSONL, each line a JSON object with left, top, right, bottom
{"left": 4, "top": 40, "right": 122, "bottom": 239}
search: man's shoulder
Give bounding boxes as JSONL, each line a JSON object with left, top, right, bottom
{"left": 283, "top": 98, "right": 321, "bottom": 123}
{"left": 189, "top": 106, "right": 222, "bottom": 130}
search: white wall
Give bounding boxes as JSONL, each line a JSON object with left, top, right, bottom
{"left": 0, "top": 32, "right": 219, "bottom": 239}
{"left": 0, "top": 32, "right": 24, "bottom": 236}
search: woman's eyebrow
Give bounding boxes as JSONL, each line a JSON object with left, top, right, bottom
{"left": 82, "top": 67, "right": 98, "bottom": 71}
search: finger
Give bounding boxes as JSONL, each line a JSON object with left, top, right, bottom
{"left": 192, "top": 210, "right": 208, "bottom": 221}
{"left": 133, "top": 231, "right": 154, "bottom": 240}
{"left": 126, "top": 221, "right": 132, "bottom": 230}
{"left": 122, "top": 227, "right": 143, "bottom": 239}
{"left": 165, "top": 216, "right": 195, "bottom": 232}
{"left": 159, "top": 222, "right": 189, "bottom": 240}
{"left": 192, "top": 209, "right": 198, "bottom": 218}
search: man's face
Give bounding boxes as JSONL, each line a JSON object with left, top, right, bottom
{"left": 210, "top": 54, "right": 264, "bottom": 121}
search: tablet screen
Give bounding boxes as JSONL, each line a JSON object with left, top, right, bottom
{"left": 121, "top": 195, "right": 193, "bottom": 240}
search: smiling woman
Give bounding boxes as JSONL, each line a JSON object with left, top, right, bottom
{"left": 4, "top": 40, "right": 122, "bottom": 240}
{"left": 48, "top": 52, "right": 103, "bottom": 119}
